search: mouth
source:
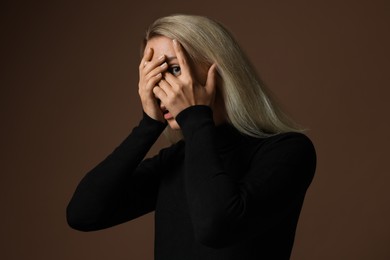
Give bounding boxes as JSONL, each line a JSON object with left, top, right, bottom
{"left": 162, "top": 109, "right": 173, "bottom": 120}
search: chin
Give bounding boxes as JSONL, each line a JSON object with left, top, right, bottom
{"left": 167, "top": 119, "right": 180, "bottom": 130}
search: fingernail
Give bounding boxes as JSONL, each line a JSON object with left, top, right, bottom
{"left": 161, "top": 62, "right": 167, "bottom": 67}
{"left": 159, "top": 55, "right": 165, "bottom": 60}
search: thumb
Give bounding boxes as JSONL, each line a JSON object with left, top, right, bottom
{"left": 205, "top": 63, "right": 218, "bottom": 94}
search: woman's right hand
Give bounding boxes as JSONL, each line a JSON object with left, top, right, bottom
{"left": 138, "top": 47, "right": 167, "bottom": 122}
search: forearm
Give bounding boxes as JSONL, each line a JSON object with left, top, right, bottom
{"left": 66, "top": 113, "right": 166, "bottom": 231}
{"left": 176, "top": 106, "right": 316, "bottom": 247}
{"left": 176, "top": 106, "right": 242, "bottom": 246}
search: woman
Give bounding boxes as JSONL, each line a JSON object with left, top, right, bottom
{"left": 67, "top": 14, "right": 316, "bottom": 259}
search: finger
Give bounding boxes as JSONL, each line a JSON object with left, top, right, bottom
{"left": 144, "top": 47, "right": 153, "bottom": 61}
{"left": 143, "top": 55, "right": 166, "bottom": 75}
{"left": 163, "top": 72, "right": 180, "bottom": 90}
{"left": 172, "top": 39, "right": 191, "bottom": 76}
{"left": 152, "top": 86, "right": 167, "bottom": 101}
{"left": 146, "top": 62, "right": 168, "bottom": 80}
{"left": 158, "top": 79, "right": 173, "bottom": 95}
{"left": 145, "top": 73, "right": 162, "bottom": 90}
{"left": 139, "top": 48, "right": 153, "bottom": 69}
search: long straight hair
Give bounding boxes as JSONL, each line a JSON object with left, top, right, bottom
{"left": 143, "top": 14, "right": 303, "bottom": 142}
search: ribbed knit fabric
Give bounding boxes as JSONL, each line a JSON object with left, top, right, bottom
{"left": 67, "top": 105, "right": 316, "bottom": 259}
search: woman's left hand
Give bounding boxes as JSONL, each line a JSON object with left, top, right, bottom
{"left": 152, "top": 39, "right": 218, "bottom": 118}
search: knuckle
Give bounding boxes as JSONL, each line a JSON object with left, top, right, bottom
{"left": 145, "top": 74, "right": 153, "bottom": 81}
{"left": 140, "top": 71, "right": 147, "bottom": 79}
{"left": 167, "top": 95, "right": 175, "bottom": 104}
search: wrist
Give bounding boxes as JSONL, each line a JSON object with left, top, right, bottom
{"left": 143, "top": 111, "right": 167, "bottom": 126}
{"left": 176, "top": 105, "right": 213, "bottom": 129}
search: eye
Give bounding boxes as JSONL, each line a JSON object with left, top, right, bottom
{"left": 169, "top": 65, "right": 181, "bottom": 76}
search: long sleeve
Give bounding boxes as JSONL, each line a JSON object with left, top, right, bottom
{"left": 66, "top": 113, "right": 167, "bottom": 231}
{"left": 175, "top": 105, "right": 316, "bottom": 248}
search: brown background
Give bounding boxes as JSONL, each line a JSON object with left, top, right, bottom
{"left": 1, "top": 0, "right": 389, "bottom": 259}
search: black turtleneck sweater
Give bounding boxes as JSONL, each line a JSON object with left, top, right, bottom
{"left": 67, "top": 105, "right": 316, "bottom": 260}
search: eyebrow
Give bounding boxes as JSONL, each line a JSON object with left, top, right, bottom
{"left": 166, "top": 56, "right": 178, "bottom": 63}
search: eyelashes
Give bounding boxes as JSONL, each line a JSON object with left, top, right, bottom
{"left": 168, "top": 65, "right": 181, "bottom": 76}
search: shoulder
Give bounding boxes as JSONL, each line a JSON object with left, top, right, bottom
{"left": 249, "top": 132, "right": 316, "bottom": 172}
{"left": 247, "top": 132, "right": 317, "bottom": 187}
{"left": 263, "top": 132, "right": 315, "bottom": 154}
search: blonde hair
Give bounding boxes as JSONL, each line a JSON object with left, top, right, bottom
{"left": 143, "top": 14, "right": 303, "bottom": 142}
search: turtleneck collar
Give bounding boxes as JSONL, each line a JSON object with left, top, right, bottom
{"left": 215, "top": 123, "right": 247, "bottom": 152}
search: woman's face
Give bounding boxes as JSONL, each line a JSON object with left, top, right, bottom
{"left": 145, "top": 36, "right": 226, "bottom": 130}
{"left": 144, "top": 36, "right": 208, "bottom": 130}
